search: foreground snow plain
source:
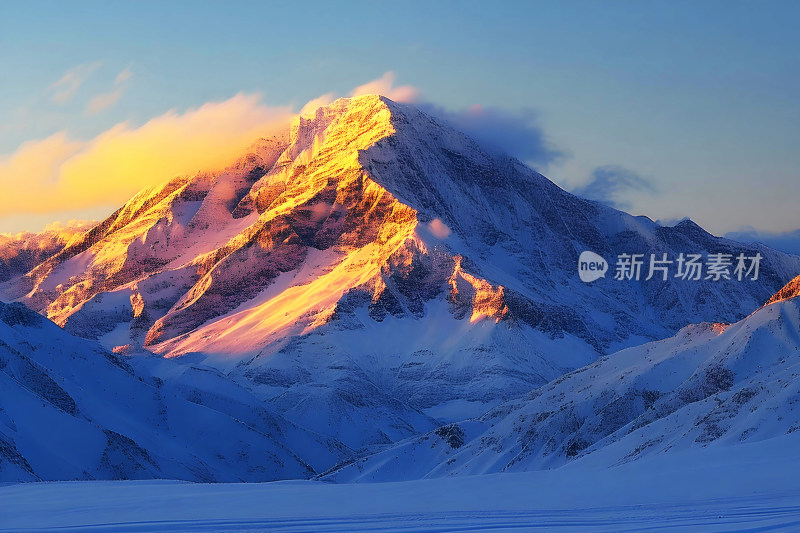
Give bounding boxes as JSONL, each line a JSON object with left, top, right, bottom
{"left": 2, "top": 433, "right": 798, "bottom": 532}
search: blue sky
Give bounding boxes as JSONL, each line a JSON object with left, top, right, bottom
{"left": 1, "top": 0, "right": 798, "bottom": 239}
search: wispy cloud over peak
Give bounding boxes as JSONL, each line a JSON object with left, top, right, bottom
{"left": 49, "top": 61, "right": 103, "bottom": 104}
{"left": 85, "top": 66, "right": 133, "bottom": 115}
{"left": 85, "top": 88, "right": 126, "bottom": 115}
{"left": 572, "top": 165, "right": 657, "bottom": 210}
{"left": 0, "top": 93, "right": 294, "bottom": 223}
{"left": 300, "top": 93, "right": 336, "bottom": 115}
{"left": 114, "top": 67, "right": 133, "bottom": 84}
{"left": 419, "top": 103, "right": 563, "bottom": 169}
{"left": 350, "top": 72, "right": 419, "bottom": 103}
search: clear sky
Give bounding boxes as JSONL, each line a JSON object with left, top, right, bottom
{"left": 1, "top": 0, "right": 798, "bottom": 237}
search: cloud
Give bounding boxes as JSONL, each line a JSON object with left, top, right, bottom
{"left": 724, "top": 227, "right": 800, "bottom": 256}
{"left": 350, "top": 71, "right": 419, "bottom": 103}
{"left": 655, "top": 216, "right": 691, "bottom": 227}
{"left": 49, "top": 61, "right": 103, "bottom": 104}
{"left": 0, "top": 93, "right": 294, "bottom": 218}
{"left": 86, "top": 87, "right": 126, "bottom": 114}
{"left": 346, "top": 73, "right": 562, "bottom": 169}
{"left": 300, "top": 92, "right": 336, "bottom": 115}
{"left": 0, "top": 132, "right": 84, "bottom": 189}
{"left": 115, "top": 67, "right": 133, "bottom": 84}
{"left": 43, "top": 219, "right": 98, "bottom": 232}
{"left": 571, "top": 165, "right": 656, "bottom": 210}
{"left": 1, "top": 72, "right": 566, "bottom": 233}
{"left": 0, "top": 207, "right": 119, "bottom": 236}
{"left": 2, "top": 75, "right": 417, "bottom": 228}
{"left": 428, "top": 219, "right": 451, "bottom": 239}
{"left": 86, "top": 67, "right": 133, "bottom": 114}
{"left": 297, "top": 73, "right": 418, "bottom": 115}
{"left": 419, "top": 103, "right": 563, "bottom": 168}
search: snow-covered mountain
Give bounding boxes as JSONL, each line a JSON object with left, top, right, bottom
{"left": 0, "top": 300, "right": 357, "bottom": 482}
{"left": 326, "top": 275, "right": 800, "bottom": 482}
{"left": 0, "top": 223, "right": 90, "bottom": 282}
{"left": 2, "top": 95, "right": 799, "bottom": 463}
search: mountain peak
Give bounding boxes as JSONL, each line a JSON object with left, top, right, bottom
{"left": 299, "top": 94, "right": 387, "bottom": 119}
{"left": 2, "top": 95, "right": 799, "bottom": 368}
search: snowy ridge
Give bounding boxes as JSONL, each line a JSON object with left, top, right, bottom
{"left": 327, "top": 287, "right": 800, "bottom": 482}
{"left": 0, "top": 300, "right": 353, "bottom": 482}
{"left": 0, "top": 223, "right": 89, "bottom": 282}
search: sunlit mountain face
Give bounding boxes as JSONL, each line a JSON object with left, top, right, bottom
{"left": 3, "top": 96, "right": 797, "bottom": 357}
{"left": 1, "top": 95, "right": 800, "bottom": 484}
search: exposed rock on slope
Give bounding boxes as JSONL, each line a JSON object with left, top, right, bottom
{"left": 766, "top": 274, "right": 800, "bottom": 305}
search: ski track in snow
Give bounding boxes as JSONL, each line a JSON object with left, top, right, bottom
{"left": 1, "top": 492, "right": 798, "bottom": 532}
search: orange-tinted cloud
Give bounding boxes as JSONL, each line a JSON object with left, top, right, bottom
{"left": 300, "top": 93, "right": 336, "bottom": 115}
{"left": 1, "top": 74, "right": 422, "bottom": 231}
{"left": 0, "top": 132, "right": 84, "bottom": 191}
{"left": 350, "top": 72, "right": 419, "bottom": 103}
{"left": 428, "top": 218, "right": 451, "bottom": 239}
{"left": 86, "top": 87, "right": 126, "bottom": 114}
{"left": 0, "top": 93, "right": 294, "bottom": 217}
{"left": 301, "top": 73, "right": 420, "bottom": 114}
